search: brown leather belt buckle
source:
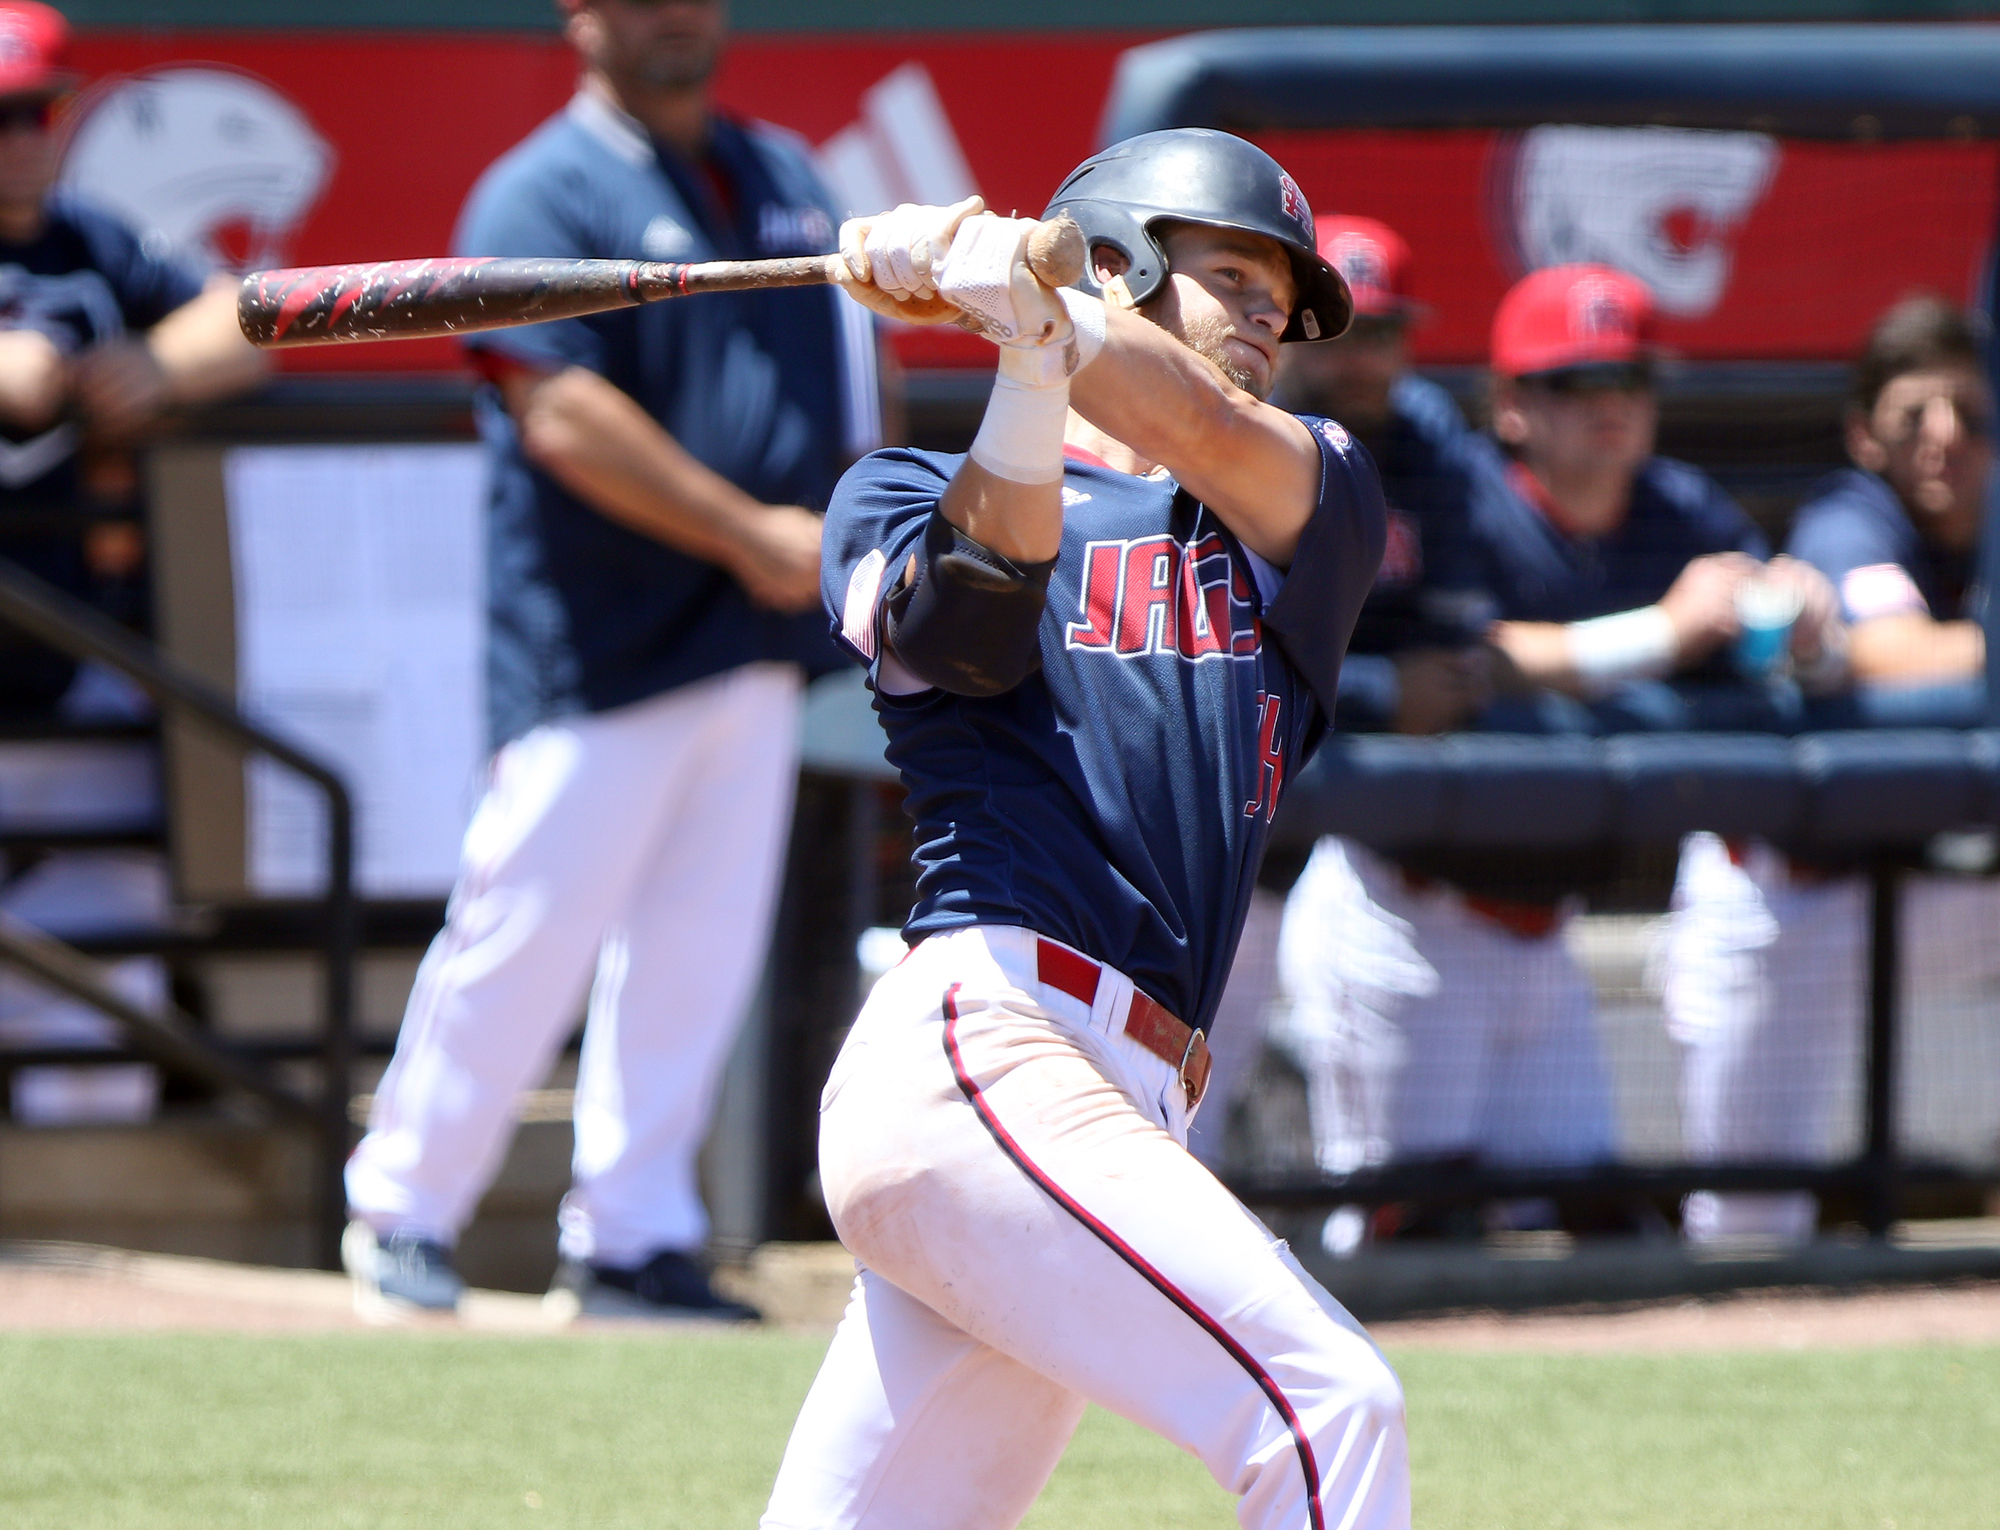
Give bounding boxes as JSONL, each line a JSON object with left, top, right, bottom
{"left": 1177, "top": 1025, "right": 1212, "bottom": 1111}
{"left": 1036, "top": 937, "right": 1207, "bottom": 1109}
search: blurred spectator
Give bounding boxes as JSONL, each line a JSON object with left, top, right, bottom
{"left": 1278, "top": 265, "right": 1842, "bottom": 1253}
{"left": 0, "top": 1, "right": 267, "bottom": 1124}
{"left": 1663, "top": 294, "right": 2000, "bottom": 1244}
{"left": 1277, "top": 215, "right": 1493, "bottom": 736}
{"left": 1194, "top": 214, "right": 1486, "bottom": 1169}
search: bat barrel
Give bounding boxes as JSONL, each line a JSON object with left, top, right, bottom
{"left": 237, "top": 257, "right": 670, "bottom": 347}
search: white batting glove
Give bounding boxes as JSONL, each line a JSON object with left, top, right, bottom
{"left": 937, "top": 213, "right": 1105, "bottom": 385}
{"left": 834, "top": 196, "right": 983, "bottom": 325}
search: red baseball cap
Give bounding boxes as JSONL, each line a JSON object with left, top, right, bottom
{"left": 0, "top": 2, "right": 72, "bottom": 101}
{"left": 1491, "top": 264, "right": 1655, "bottom": 377}
{"left": 1314, "top": 214, "right": 1417, "bottom": 320}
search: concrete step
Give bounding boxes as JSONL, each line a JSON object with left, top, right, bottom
{"left": 0, "top": 1114, "right": 571, "bottom": 1291}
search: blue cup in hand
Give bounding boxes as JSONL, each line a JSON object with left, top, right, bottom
{"left": 1734, "top": 577, "right": 1803, "bottom": 680}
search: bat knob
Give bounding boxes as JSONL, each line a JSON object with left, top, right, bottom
{"left": 1026, "top": 216, "right": 1087, "bottom": 290}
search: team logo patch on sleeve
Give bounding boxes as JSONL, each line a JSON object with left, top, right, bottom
{"left": 842, "top": 548, "right": 889, "bottom": 659}
{"left": 1841, "top": 563, "right": 1928, "bottom": 622}
{"left": 1314, "top": 418, "right": 1352, "bottom": 452}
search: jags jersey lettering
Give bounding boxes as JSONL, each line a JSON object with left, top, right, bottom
{"left": 1064, "top": 532, "right": 1261, "bottom": 662}
{"left": 1243, "top": 691, "right": 1286, "bottom": 821}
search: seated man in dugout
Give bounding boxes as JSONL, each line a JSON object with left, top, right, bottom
{"left": 1663, "top": 294, "right": 2000, "bottom": 1245}
{"left": 1278, "top": 264, "right": 1847, "bottom": 1253}
{"left": 0, "top": 1, "right": 267, "bottom": 1125}
{"left": 1193, "top": 213, "right": 1491, "bottom": 1172}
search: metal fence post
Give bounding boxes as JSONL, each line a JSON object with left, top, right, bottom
{"left": 1862, "top": 855, "right": 1904, "bottom": 1241}
{"left": 319, "top": 793, "right": 358, "bottom": 1272}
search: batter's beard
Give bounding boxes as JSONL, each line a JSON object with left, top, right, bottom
{"left": 1173, "top": 310, "right": 1271, "bottom": 399}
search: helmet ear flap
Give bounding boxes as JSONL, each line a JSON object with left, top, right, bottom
{"left": 1050, "top": 202, "right": 1168, "bottom": 307}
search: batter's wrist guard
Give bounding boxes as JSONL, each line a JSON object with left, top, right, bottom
{"left": 884, "top": 511, "right": 1056, "bottom": 698}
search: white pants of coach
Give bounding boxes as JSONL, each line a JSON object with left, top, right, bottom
{"left": 346, "top": 661, "right": 802, "bottom": 1265}
{"left": 762, "top": 926, "right": 1409, "bottom": 1530}
{"left": 1663, "top": 832, "right": 2000, "bottom": 1243}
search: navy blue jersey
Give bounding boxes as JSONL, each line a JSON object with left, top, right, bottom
{"left": 1787, "top": 467, "right": 1982, "bottom": 627}
{"left": 1333, "top": 373, "right": 1485, "bottom": 728}
{"left": 824, "top": 420, "right": 1386, "bottom": 1031}
{"left": 0, "top": 191, "right": 206, "bottom": 711}
{"left": 1344, "top": 373, "right": 1482, "bottom": 654}
{"left": 1454, "top": 433, "right": 1766, "bottom": 624}
{"left": 458, "top": 92, "right": 875, "bottom": 744}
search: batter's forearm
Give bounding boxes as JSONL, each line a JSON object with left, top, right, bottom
{"left": 1068, "top": 306, "right": 1317, "bottom": 566}
{"left": 505, "top": 364, "right": 773, "bottom": 567}
{"left": 938, "top": 459, "right": 1062, "bottom": 563}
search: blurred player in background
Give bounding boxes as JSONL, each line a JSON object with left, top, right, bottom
{"left": 1190, "top": 214, "right": 1486, "bottom": 1170}
{"left": 1665, "top": 294, "right": 2000, "bottom": 1244}
{"left": 1280, "top": 264, "right": 1844, "bottom": 1252}
{"left": 0, "top": 0, "right": 266, "bottom": 1124}
{"left": 342, "top": 0, "right": 876, "bottom": 1319}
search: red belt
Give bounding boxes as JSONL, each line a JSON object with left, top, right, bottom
{"left": 1035, "top": 937, "right": 1212, "bottom": 1109}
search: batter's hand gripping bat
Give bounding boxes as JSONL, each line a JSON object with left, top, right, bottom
{"left": 237, "top": 217, "right": 1087, "bottom": 348}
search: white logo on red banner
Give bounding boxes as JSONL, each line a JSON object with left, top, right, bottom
{"left": 59, "top": 66, "right": 333, "bottom": 273}
{"left": 1506, "top": 125, "right": 1778, "bottom": 319}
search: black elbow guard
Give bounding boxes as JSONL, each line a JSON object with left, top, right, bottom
{"left": 883, "top": 512, "right": 1057, "bottom": 697}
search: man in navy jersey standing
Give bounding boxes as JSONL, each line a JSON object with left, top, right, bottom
{"left": 341, "top": 0, "right": 875, "bottom": 1321}
{"left": 760, "top": 130, "right": 1404, "bottom": 1530}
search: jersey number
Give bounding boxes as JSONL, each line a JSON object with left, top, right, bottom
{"left": 1243, "top": 692, "right": 1285, "bottom": 821}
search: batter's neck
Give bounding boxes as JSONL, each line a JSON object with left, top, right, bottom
{"left": 1064, "top": 411, "right": 1157, "bottom": 479}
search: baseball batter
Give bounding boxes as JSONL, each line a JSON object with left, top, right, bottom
{"left": 759, "top": 130, "right": 1405, "bottom": 1530}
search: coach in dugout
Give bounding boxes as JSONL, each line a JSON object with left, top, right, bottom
{"left": 1664, "top": 294, "right": 2000, "bottom": 1245}
{"left": 1278, "top": 264, "right": 1847, "bottom": 1252}
{"left": 1189, "top": 214, "right": 1488, "bottom": 1169}
{"left": 342, "top": 0, "right": 877, "bottom": 1318}
{"left": 0, "top": 1, "right": 265, "bottom": 1123}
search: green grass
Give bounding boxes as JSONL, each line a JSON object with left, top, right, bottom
{"left": 1, "top": 1332, "right": 1996, "bottom": 1528}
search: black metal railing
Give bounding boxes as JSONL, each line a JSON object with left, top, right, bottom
{"left": 1252, "top": 731, "right": 2000, "bottom": 1243}
{"left": 0, "top": 556, "right": 356, "bottom": 1269}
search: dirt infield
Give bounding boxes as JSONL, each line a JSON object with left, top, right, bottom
{"left": 5, "top": 1240, "right": 2000, "bottom": 1349}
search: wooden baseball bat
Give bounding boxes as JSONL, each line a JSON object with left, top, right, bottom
{"left": 238, "top": 217, "right": 1087, "bottom": 348}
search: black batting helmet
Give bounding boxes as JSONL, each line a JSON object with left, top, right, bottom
{"left": 1042, "top": 129, "right": 1352, "bottom": 343}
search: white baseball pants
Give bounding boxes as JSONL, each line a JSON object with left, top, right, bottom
{"left": 1277, "top": 838, "right": 1617, "bottom": 1178}
{"left": 762, "top": 925, "right": 1409, "bottom": 1530}
{"left": 345, "top": 662, "right": 801, "bottom": 1265}
{"left": 1663, "top": 833, "right": 2000, "bottom": 1243}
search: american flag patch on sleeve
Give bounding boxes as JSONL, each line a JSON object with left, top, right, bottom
{"left": 841, "top": 548, "right": 888, "bottom": 659}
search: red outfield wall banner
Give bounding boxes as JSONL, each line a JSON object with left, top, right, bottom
{"left": 62, "top": 31, "right": 2000, "bottom": 374}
